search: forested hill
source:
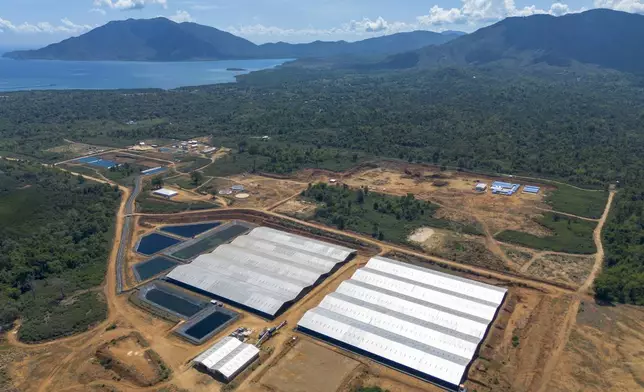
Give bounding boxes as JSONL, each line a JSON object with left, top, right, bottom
{"left": 0, "top": 160, "right": 121, "bottom": 342}
{"left": 3, "top": 18, "right": 458, "bottom": 61}
{"left": 365, "top": 9, "right": 644, "bottom": 74}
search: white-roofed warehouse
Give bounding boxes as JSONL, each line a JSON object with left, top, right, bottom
{"left": 193, "top": 336, "right": 260, "bottom": 382}
{"left": 165, "top": 227, "right": 357, "bottom": 319}
{"left": 296, "top": 256, "right": 507, "bottom": 391}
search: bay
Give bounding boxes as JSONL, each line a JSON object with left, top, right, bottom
{"left": 0, "top": 58, "right": 289, "bottom": 92}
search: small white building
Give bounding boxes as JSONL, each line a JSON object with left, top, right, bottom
{"left": 475, "top": 183, "right": 488, "bottom": 192}
{"left": 193, "top": 336, "right": 260, "bottom": 382}
{"left": 153, "top": 188, "right": 178, "bottom": 199}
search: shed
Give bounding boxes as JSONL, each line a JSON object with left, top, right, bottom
{"left": 153, "top": 188, "right": 179, "bottom": 199}
{"left": 193, "top": 336, "right": 259, "bottom": 382}
{"left": 475, "top": 183, "right": 487, "bottom": 192}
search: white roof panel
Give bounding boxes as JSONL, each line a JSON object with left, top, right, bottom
{"left": 248, "top": 227, "right": 355, "bottom": 261}
{"left": 166, "top": 265, "right": 288, "bottom": 315}
{"left": 193, "top": 336, "right": 242, "bottom": 369}
{"left": 351, "top": 268, "right": 499, "bottom": 321}
{"left": 318, "top": 294, "right": 479, "bottom": 359}
{"left": 336, "top": 280, "right": 490, "bottom": 339}
{"left": 296, "top": 256, "right": 507, "bottom": 388}
{"left": 368, "top": 256, "right": 507, "bottom": 305}
{"left": 216, "top": 344, "right": 260, "bottom": 379}
{"left": 231, "top": 235, "right": 338, "bottom": 272}
{"left": 298, "top": 308, "right": 467, "bottom": 386}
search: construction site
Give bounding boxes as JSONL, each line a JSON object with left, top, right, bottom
{"left": 2, "top": 155, "right": 641, "bottom": 392}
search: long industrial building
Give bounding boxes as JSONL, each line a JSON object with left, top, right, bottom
{"left": 193, "top": 336, "right": 260, "bottom": 382}
{"left": 296, "top": 256, "right": 507, "bottom": 391}
{"left": 166, "top": 227, "right": 356, "bottom": 319}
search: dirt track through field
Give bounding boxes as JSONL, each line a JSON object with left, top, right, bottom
{"left": 579, "top": 191, "right": 615, "bottom": 294}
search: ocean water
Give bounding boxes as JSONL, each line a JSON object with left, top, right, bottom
{"left": 0, "top": 58, "right": 289, "bottom": 91}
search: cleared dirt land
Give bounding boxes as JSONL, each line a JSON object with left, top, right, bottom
{"left": 545, "top": 301, "right": 644, "bottom": 392}
{"left": 343, "top": 165, "right": 553, "bottom": 237}
{"left": 258, "top": 340, "right": 361, "bottom": 392}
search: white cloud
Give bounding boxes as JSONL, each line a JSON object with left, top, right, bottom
{"left": 168, "top": 10, "right": 194, "bottom": 23}
{"left": 89, "top": 8, "right": 107, "bottom": 15}
{"left": 417, "top": 0, "right": 577, "bottom": 26}
{"left": 594, "top": 0, "right": 644, "bottom": 13}
{"left": 93, "top": 0, "right": 168, "bottom": 11}
{"left": 0, "top": 17, "right": 92, "bottom": 34}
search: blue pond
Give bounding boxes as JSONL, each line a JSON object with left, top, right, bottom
{"left": 144, "top": 288, "right": 204, "bottom": 318}
{"left": 160, "top": 222, "right": 221, "bottom": 238}
{"left": 184, "top": 311, "right": 234, "bottom": 340}
{"left": 133, "top": 256, "right": 180, "bottom": 281}
{"left": 136, "top": 233, "right": 182, "bottom": 255}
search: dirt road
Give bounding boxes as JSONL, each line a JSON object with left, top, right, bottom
{"left": 579, "top": 191, "right": 615, "bottom": 294}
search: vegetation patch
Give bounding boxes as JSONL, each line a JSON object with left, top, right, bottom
{"left": 19, "top": 291, "right": 107, "bottom": 343}
{"left": 496, "top": 213, "right": 596, "bottom": 254}
{"left": 596, "top": 189, "right": 644, "bottom": 305}
{"left": 0, "top": 160, "right": 120, "bottom": 341}
{"left": 300, "top": 183, "right": 482, "bottom": 245}
{"left": 545, "top": 184, "right": 608, "bottom": 219}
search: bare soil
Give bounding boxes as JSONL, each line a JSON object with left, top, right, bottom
{"left": 258, "top": 340, "right": 361, "bottom": 392}
{"left": 343, "top": 166, "right": 553, "bottom": 238}
{"left": 545, "top": 301, "right": 644, "bottom": 392}
{"left": 526, "top": 254, "right": 595, "bottom": 287}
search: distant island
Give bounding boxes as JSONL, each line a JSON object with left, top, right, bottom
{"left": 226, "top": 68, "right": 247, "bottom": 71}
{"left": 2, "top": 17, "right": 462, "bottom": 62}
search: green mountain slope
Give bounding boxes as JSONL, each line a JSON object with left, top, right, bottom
{"left": 3, "top": 18, "right": 460, "bottom": 61}
{"left": 369, "top": 9, "right": 644, "bottom": 73}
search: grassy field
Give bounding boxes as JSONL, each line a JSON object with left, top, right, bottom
{"left": 545, "top": 184, "right": 608, "bottom": 219}
{"left": 496, "top": 212, "right": 597, "bottom": 254}
{"left": 165, "top": 175, "right": 200, "bottom": 190}
{"left": 175, "top": 156, "right": 212, "bottom": 174}
{"left": 202, "top": 152, "right": 270, "bottom": 177}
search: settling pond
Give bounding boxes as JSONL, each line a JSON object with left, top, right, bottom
{"left": 175, "top": 307, "right": 240, "bottom": 344}
{"left": 136, "top": 233, "right": 183, "bottom": 255}
{"left": 170, "top": 222, "right": 253, "bottom": 260}
{"left": 140, "top": 282, "right": 207, "bottom": 318}
{"left": 133, "top": 256, "right": 180, "bottom": 282}
{"left": 160, "top": 222, "right": 221, "bottom": 238}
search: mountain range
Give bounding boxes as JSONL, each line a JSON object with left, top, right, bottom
{"left": 2, "top": 18, "right": 461, "bottom": 61}
{"left": 368, "top": 9, "right": 644, "bottom": 74}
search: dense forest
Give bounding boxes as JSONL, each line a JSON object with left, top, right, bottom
{"left": 596, "top": 187, "right": 644, "bottom": 305}
{"left": 0, "top": 160, "right": 121, "bottom": 341}
{"left": 300, "top": 183, "right": 481, "bottom": 244}
{"left": 1, "top": 65, "right": 644, "bottom": 304}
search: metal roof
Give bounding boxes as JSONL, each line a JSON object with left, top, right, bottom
{"left": 166, "top": 227, "right": 357, "bottom": 317}
{"left": 193, "top": 336, "right": 260, "bottom": 380}
{"left": 296, "top": 256, "right": 507, "bottom": 388}
{"left": 368, "top": 256, "right": 507, "bottom": 304}
{"left": 247, "top": 227, "right": 355, "bottom": 261}
{"left": 153, "top": 188, "right": 178, "bottom": 197}
{"left": 211, "top": 244, "right": 324, "bottom": 283}
{"left": 231, "top": 235, "right": 338, "bottom": 272}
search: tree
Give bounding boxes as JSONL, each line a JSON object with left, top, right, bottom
{"left": 356, "top": 188, "right": 365, "bottom": 204}
{"left": 77, "top": 174, "right": 85, "bottom": 184}
{"left": 191, "top": 171, "right": 204, "bottom": 186}
{"left": 151, "top": 176, "right": 164, "bottom": 189}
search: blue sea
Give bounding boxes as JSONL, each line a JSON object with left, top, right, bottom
{"left": 0, "top": 57, "right": 289, "bottom": 91}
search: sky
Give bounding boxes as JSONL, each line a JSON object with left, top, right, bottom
{"left": 0, "top": 0, "right": 643, "bottom": 47}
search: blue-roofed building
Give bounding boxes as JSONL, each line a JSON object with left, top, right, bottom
{"left": 491, "top": 181, "right": 521, "bottom": 196}
{"left": 523, "top": 186, "right": 541, "bottom": 194}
